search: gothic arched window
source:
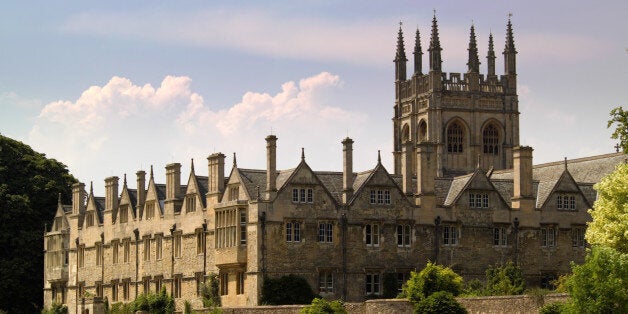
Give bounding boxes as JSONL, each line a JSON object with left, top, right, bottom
{"left": 402, "top": 124, "right": 410, "bottom": 142}
{"left": 483, "top": 124, "right": 499, "bottom": 155}
{"left": 447, "top": 122, "right": 464, "bottom": 153}
{"left": 418, "top": 120, "right": 427, "bottom": 142}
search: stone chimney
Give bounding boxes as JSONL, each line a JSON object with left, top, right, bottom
{"left": 415, "top": 142, "right": 437, "bottom": 208}
{"left": 266, "top": 135, "right": 278, "bottom": 200}
{"left": 72, "top": 182, "right": 86, "bottom": 215}
{"left": 207, "top": 153, "right": 225, "bottom": 205}
{"left": 402, "top": 141, "right": 413, "bottom": 195}
{"left": 136, "top": 170, "right": 146, "bottom": 213}
{"left": 342, "top": 137, "right": 354, "bottom": 204}
{"left": 165, "top": 163, "right": 183, "bottom": 216}
{"left": 512, "top": 146, "right": 534, "bottom": 211}
{"left": 104, "top": 176, "right": 119, "bottom": 211}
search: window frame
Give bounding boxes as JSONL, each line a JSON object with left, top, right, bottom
{"left": 493, "top": 227, "right": 508, "bottom": 247}
{"left": 365, "top": 272, "right": 381, "bottom": 296}
{"left": 365, "top": 223, "right": 380, "bottom": 247}
{"left": 318, "top": 270, "right": 334, "bottom": 294}
{"left": 318, "top": 222, "right": 333, "bottom": 243}
{"left": 397, "top": 224, "right": 412, "bottom": 247}
{"left": 443, "top": 225, "right": 460, "bottom": 246}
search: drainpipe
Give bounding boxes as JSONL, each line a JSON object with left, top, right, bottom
{"left": 434, "top": 216, "right": 441, "bottom": 264}
{"left": 170, "top": 224, "right": 176, "bottom": 294}
{"left": 75, "top": 237, "right": 79, "bottom": 314}
{"left": 133, "top": 228, "right": 139, "bottom": 298}
{"left": 203, "top": 220, "right": 207, "bottom": 280}
{"left": 513, "top": 217, "right": 520, "bottom": 266}
{"left": 100, "top": 232, "right": 104, "bottom": 297}
{"left": 340, "top": 213, "right": 347, "bottom": 301}
{"left": 260, "top": 211, "right": 266, "bottom": 276}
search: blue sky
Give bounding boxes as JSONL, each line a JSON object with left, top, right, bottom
{"left": 1, "top": 1, "right": 626, "bottom": 194}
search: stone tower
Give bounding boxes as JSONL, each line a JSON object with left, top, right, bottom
{"left": 393, "top": 15, "right": 520, "bottom": 177}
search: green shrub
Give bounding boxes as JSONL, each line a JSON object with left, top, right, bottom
{"left": 108, "top": 302, "right": 134, "bottom": 314}
{"left": 260, "top": 274, "right": 316, "bottom": 305}
{"left": 461, "top": 279, "right": 484, "bottom": 296}
{"left": 300, "top": 298, "right": 346, "bottom": 314}
{"left": 201, "top": 273, "right": 221, "bottom": 308}
{"left": 539, "top": 302, "right": 567, "bottom": 314}
{"left": 414, "top": 291, "right": 467, "bottom": 314}
{"left": 41, "top": 301, "right": 68, "bottom": 314}
{"left": 128, "top": 286, "right": 174, "bottom": 314}
{"left": 402, "top": 262, "right": 463, "bottom": 304}
{"left": 484, "top": 261, "right": 525, "bottom": 295}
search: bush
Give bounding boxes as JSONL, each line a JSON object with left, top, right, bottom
{"left": 484, "top": 261, "right": 525, "bottom": 295}
{"left": 415, "top": 291, "right": 467, "bottom": 314}
{"left": 260, "top": 274, "right": 316, "bottom": 305}
{"left": 108, "top": 302, "right": 134, "bottom": 314}
{"left": 461, "top": 279, "right": 484, "bottom": 296}
{"left": 41, "top": 301, "right": 68, "bottom": 314}
{"left": 539, "top": 302, "right": 567, "bottom": 314}
{"left": 201, "top": 273, "right": 221, "bottom": 308}
{"left": 300, "top": 298, "right": 346, "bottom": 314}
{"left": 131, "top": 286, "right": 175, "bottom": 314}
{"left": 402, "top": 262, "right": 463, "bottom": 304}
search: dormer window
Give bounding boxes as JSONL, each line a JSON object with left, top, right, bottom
{"left": 119, "top": 205, "right": 128, "bottom": 223}
{"left": 229, "top": 186, "right": 239, "bottom": 201}
{"left": 185, "top": 195, "right": 196, "bottom": 213}
{"left": 557, "top": 194, "right": 576, "bottom": 210}
{"left": 469, "top": 192, "right": 489, "bottom": 208}
{"left": 86, "top": 212, "right": 95, "bottom": 227}
{"left": 292, "top": 188, "right": 313, "bottom": 204}
{"left": 145, "top": 201, "right": 155, "bottom": 219}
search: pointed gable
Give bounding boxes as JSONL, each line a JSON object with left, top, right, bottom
{"left": 538, "top": 168, "right": 590, "bottom": 209}
{"left": 183, "top": 165, "right": 208, "bottom": 210}
{"left": 444, "top": 169, "right": 509, "bottom": 208}
{"left": 277, "top": 160, "right": 339, "bottom": 207}
{"left": 350, "top": 162, "right": 409, "bottom": 206}
{"left": 119, "top": 186, "right": 137, "bottom": 221}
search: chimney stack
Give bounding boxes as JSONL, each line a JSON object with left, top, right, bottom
{"left": 136, "top": 170, "right": 146, "bottom": 213}
{"left": 165, "top": 163, "right": 183, "bottom": 215}
{"left": 342, "top": 137, "right": 354, "bottom": 204}
{"left": 512, "top": 146, "right": 534, "bottom": 210}
{"left": 72, "top": 182, "right": 86, "bottom": 215}
{"left": 415, "top": 142, "right": 437, "bottom": 208}
{"left": 207, "top": 153, "right": 226, "bottom": 205}
{"left": 402, "top": 141, "right": 413, "bottom": 194}
{"left": 266, "top": 135, "right": 278, "bottom": 200}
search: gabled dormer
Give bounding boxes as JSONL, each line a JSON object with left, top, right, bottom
{"left": 142, "top": 166, "right": 165, "bottom": 220}
{"left": 182, "top": 159, "right": 208, "bottom": 213}
{"left": 50, "top": 195, "right": 70, "bottom": 233}
{"left": 118, "top": 175, "right": 137, "bottom": 224}
{"left": 538, "top": 164, "right": 590, "bottom": 211}
{"left": 444, "top": 168, "right": 509, "bottom": 210}
{"left": 350, "top": 152, "right": 411, "bottom": 207}
{"left": 82, "top": 183, "right": 104, "bottom": 228}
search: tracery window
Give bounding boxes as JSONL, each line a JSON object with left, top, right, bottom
{"left": 483, "top": 124, "right": 500, "bottom": 155}
{"left": 418, "top": 120, "right": 427, "bottom": 142}
{"left": 447, "top": 122, "right": 464, "bottom": 153}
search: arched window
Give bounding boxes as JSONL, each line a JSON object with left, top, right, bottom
{"left": 483, "top": 124, "right": 499, "bottom": 155}
{"left": 402, "top": 124, "right": 410, "bottom": 142}
{"left": 418, "top": 120, "right": 427, "bottom": 142}
{"left": 447, "top": 122, "right": 464, "bottom": 153}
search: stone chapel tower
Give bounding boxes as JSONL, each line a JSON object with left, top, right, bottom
{"left": 393, "top": 15, "right": 520, "bottom": 177}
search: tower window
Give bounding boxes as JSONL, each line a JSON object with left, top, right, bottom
{"left": 418, "top": 120, "right": 427, "bottom": 142}
{"left": 447, "top": 122, "right": 464, "bottom": 153}
{"left": 483, "top": 124, "right": 500, "bottom": 155}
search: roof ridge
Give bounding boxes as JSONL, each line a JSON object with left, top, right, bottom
{"left": 534, "top": 152, "right": 624, "bottom": 168}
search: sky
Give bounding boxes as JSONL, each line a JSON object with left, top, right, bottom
{"left": 1, "top": 1, "right": 627, "bottom": 195}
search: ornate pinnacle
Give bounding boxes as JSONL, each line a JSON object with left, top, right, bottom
{"left": 467, "top": 24, "right": 480, "bottom": 73}
{"left": 504, "top": 16, "right": 516, "bottom": 53}
{"left": 413, "top": 27, "right": 423, "bottom": 75}
{"left": 429, "top": 13, "right": 441, "bottom": 51}
{"left": 487, "top": 32, "right": 496, "bottom": 76}
{"left": 394, "top": 23, "right": 407, "bottom": 62}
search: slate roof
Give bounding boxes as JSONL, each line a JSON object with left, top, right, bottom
{"left": 94, "top": 197, "right": 105, "bottom": 223}
{"left": 443, "top": 173, "right": 474, "bottom": 206}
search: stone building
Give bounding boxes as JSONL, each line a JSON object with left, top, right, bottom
{"left": 43, "top": 16, "right": 626, "bottom": 312}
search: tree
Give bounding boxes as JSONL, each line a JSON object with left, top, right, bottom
{"left": 402, "top": 262, "right": 463, "bottom": 304}
{"left": 586, "top": 162, "right": 628, "bottom": 253}
{"left": 484, "top": 261, "right": 525, "bottom": 295}
{"left": 0, "top": 135, "right": 77, "bottom": 312}
{"left": 415, "top": 291, "right": 467, "bottom": 314}
{"left": 565, "top": 246, "right": 628, "bottom": 313}
{"left": 300, "top": 298, "right": 347, "bottom": 314}
{"left": 608, "top": 106, "right": 628, "bottom": 153}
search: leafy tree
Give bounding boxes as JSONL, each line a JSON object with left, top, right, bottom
{"left": 0, "top": 135, "right": 77, "bottom": 312}
{"left": 260, "top": 274, "right": 316, "bottom": 305}
{"left": 415, "top": 291, "right": 467, "bottom": 314}
{"left": 565, "top": 246, "right": 628, "bottom": 313}
{"left": 608, "top": 106, "right": 628, "bottom": 153}
{"left": 402, "top": 262, "right": 463, "bottom": 304}
{"left": 586, "top": 162, "right": 628, "bottom": 253}
{"left": 484, "top": 261, "right": 525, "bottom": 295}
{"left": 300, "top": 298, "right": 346, "bottom": 314}
{"left": 201, "top": 273, "right": 221, "bottom": 308}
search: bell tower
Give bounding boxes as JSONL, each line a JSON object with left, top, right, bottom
{"left": 393, "top": 15, "right": 520, "bottom": 177}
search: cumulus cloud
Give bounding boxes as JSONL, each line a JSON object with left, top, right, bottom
{"left": 29, "top": 73, "right": 368, "bottom": 194}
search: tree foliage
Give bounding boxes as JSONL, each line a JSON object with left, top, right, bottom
{"left": 260, "top": 274, "right": 316, "bottom": 305}
{"left": 0, "top": 135, "right": 77, "bottom": 312}
{"left": 402, "top": 262, "right": 463, "bottom": 304}
{"left": 300, "top": 298, "right": 346, "bottom": 314}
{"left": 415, "top": 291, "right": 467, "bottom": 314}
{"left": 587, "top": 162, "right": 628, "bottom": 253}
{"left": 608, "top": 106, "right": 628, "bottom": 153}
{"left": 484, "top": 261, "right": 525, "bottom": 295}
{"left": 201, "top": 273, "right": 221, "bottom": 308}
{"left": 565, "top": 246, "right": 628, "bottom": 313}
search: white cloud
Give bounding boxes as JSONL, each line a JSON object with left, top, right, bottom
{"left": 29, "top": 72, "right": 368, "bottom": 194}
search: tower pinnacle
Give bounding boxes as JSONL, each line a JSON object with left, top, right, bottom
{"left": 413, "top": 27, "right": 423, "bottom": 75}
{"left": 428, "top": 13, "right": 442, "bottom": 72}
{"left": 394, "top": 23, "right": 408, "bottom": 81}
{"left": 467, "top": 24, "right": 480, "bottom": 73}
{"left": 487, "top": 32, "right": 496, "bottom": 76}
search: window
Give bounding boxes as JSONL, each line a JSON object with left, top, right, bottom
{"left": 418, "top": 120, "right": 427, "bottom": 142}
{"left": 145, "top": 201, "right": 155, "bottom": 219}
{"left": 292, "top": 188, "right": 314, "bottom": 204}
{"left": 286, "top": 221, "right": 302, "bottom": 242}
{"left": 173, "top": 275, "right": 182, "bottom": 298}
{"left": 229, "top": 186, "right": 239, "bottom": 201}
{"left": 483, "top": 123, "right": 499, "bottom": 155}
{"left": 541, "top": 227, "right": 556, "bottom": 247}
{"left": 186, "top": 195, "right": 196, "bottom": 213}
{"left": 397, "top": 224, "right": 411, "bottom": 247}
{"left": 95, "top": 281, "right": 103, "bottom": 298}
{"left": 174, "top": 233, "right": 182, "bottom": 258}
{"left": 155, "top": 235, "right": 163, "bottom": 260}
{"left": 493, "top": 227, "right": 507, "bottom": 246}
{"left": 155, "top": 276, "right": 163, "bottom": 293}
{"left": 215, "top": 209, "right": 245, "bottom": 248}
{"left": 195, "top": 273, "right": 204, "bottom": 296}
{"left": 318, "top": 271, "right": 333, "bottom": 293}
{"left": 443, "top": 225, "right": 459, "bottom": 246}
{"left": 119, "top": 205, "right": 128, "bottom": 223}
{"left": 572, "top": 227, "right": 586, "bottom": 247}
{"left": 196, "top": 229, "right": 205, "bottom": 255}
{"left": 95, "top": 242, "right": 103, "bottom": 266}
{"left": 143, "top": 277, "right": 150, "bottom": 294}
{"left": 112, "top": 240, "right": 119, "bottom": 264}
{"left": 240, "top": 211, "right": 247, "bottom": 245}
{"left": 122, "top": 280, "right": 130, "bottom": 300}
{"left": 397, "top": 272, "right": 410, "bottom": 293}
{"left": 447, "top": 122, "right": 464, "bottom": 153}
{"left": 86, "top": 212, "right": 94, "bottom": 227}
{"left": 143, "top": 236, "right": 151, "bottom": 261}
{"left": 77, "top": 282, "right": 85, "bottom": 299}
{"left": 220, "top": 273, "right": 229, "bottom": 296}
{"left": 77, "top": 245, "right": 85, "bottom": 267}
{"left": 123, "top": 239, "right": 130, "bottom": 263}
{"left": 236, "top": 271, "right": 245, "bottom": 295}
{"left": 111, "top": 280, "right": 118, "bottom": 302}
{"left": 365, "top": 273, "right": 381, "bottom": 296}
{"left": 469, "top": 193, "right": 489, "bottom": 208}
{"left": 365, "top": 224, "right": 380, "bottom": 247}
{"left": 369, "top": 189, "right": 391, "bottom": 205}
{"left": 557, "top": 194, "right": 576, "bottom": 210}
{"left": 318, "top": 222, "right": 333, "bottom": 243}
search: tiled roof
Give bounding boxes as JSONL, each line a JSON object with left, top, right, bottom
{"left": 315, "top": 171, "right": 343, "bottom": 204}
{"left": 196, "top": 176, "right": 208, "bottom": 206}
{"left": 94, "top": 197, "right": 105, "bottom": 223}
{"left": 238, "top": 168, "right": 266, "bottom": 199}
{"left": 443, "top": 173, "right": 473, "bottom": 206}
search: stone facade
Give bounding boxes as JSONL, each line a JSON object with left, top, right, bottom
{"left": 43, "top": 16, "right": 626, "bottom": 313}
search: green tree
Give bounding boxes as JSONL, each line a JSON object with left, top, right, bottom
{"left": 260, "top": 274, "right": 316, "bottom": 305}
{"left": 300, "top": 298, "right": 347, "bottom": 314}
{"left": 565, "top": 246, "right": 628, "bottom": 313}
{"left": 402, "top": 262, "right": 463, "bottom": 304}
{"left": 0, "top": 135, "right": 77, "bottom": 312}
{"left": 201, "top": 273, "right": 221, "bottom": 308}
{"left": 586, "top": 162, "right": 628, "bottom": 253}
{"left": 484, "top": 261, "right": 525, "bottom": 295}
{"left": 608, "top": 106, "right": 628, "bottom": 153}
{"left": 415, "top": 291, "right": 467, "bottom": 314}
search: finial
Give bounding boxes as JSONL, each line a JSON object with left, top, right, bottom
{"left": 90, "top": 181, "right": 93, "bottom": 195}
{"left": 377, "top": 150, "right": 382, "bottom": 164}
{"left": 233, "top": 152, "right": 237, "bottom": 167}
{"left": 508, "top": 12, "right": 513, "bottom": 20}
{"left": 615, "top": 143, "right": 620, "bottom": 153}
{"left": 476, "top": 154, "right": 481, "bottom": 169}
{"left": 467, "top": 23, "right": 480, "bottom": 73}
{"left": 123, "top": 173, "right": 127, "bottom": 186}
{"left": 190, "top": 158, "right": 195, "bottom": 172}
{"left": 399, "top": 20, "right": 403, "bottom": 28}
{"left": 57, "top": 193, "right": 62, "bottom": 205}
{"left": 301, "top": 147, "right": 305, "bottom": 161}
{"left": 150, "top": 165, "right": 154, "bottom": 178}
{"left": 564, "top": 157, "right": 568, "bottom": 170}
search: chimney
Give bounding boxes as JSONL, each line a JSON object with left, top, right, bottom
{"left": 72, "top": 182, "right": 86, "bottom": 215}
{"left": 512, "top": 146, "right": 534, "bottom": 210}
{"left": 104, "top": 176, "right": 119, "bottom": 211}
{"left": 165, "top": 163, "right": 183, "bottom": 215}
{"left": 342, "top": 137, "right": 354, "bottom": 204}
{"left": 136, "top": 170, "right": 146, "bottom": 213}
{"left": 207, "top": 153, "right": 226, "bottom": 205}
{"left": 266, "top": 135, "right": 278, "bottom": 200}
{"left": 402, "top": 141, "right": 413, "bottom": 194}
{"left": 416, "top": 142, "right": 437, "bottom": 208}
